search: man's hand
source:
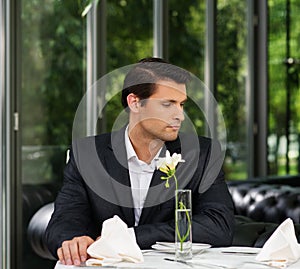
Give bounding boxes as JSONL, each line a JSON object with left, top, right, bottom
{"left": 57, "top": 236, "right": 95, "bottom": 265}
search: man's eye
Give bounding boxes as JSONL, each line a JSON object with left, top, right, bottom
{"left": 162, "top": 102, "right": 171, "bottom": 107}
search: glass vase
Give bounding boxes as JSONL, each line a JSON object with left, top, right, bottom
{"left": 175, "top": 189, "right": 192, "bottom": 260}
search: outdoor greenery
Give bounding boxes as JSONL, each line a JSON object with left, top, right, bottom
{"left": 22, "top": 0, "right": 87, "bottom": 184}
{"left": 21, "top": 0, "right": 300, "bottom": 184}
{"left": 268, "top": 0, "right": 300, "bottom": 175}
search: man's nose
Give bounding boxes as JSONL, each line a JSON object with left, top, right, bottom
{"left": 174, "top": 105, "right": 185, "bottom": 121}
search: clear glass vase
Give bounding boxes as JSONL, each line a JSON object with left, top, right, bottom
{"left": 175, "top": 189, "right": 192, "bottom": 260}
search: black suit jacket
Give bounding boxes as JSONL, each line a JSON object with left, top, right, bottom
{"left": 45, "top": 128, "right": 235, "bottom": 258}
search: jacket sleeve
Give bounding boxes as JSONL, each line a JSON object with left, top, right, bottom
{"left": 191, "top": 168, "right": 235, "bottom": 246}
{"left": 45, "top": 149, "right": 95, "bottom": 258}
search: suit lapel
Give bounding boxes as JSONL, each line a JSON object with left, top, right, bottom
{"left": 97, "top": 128, "right": 135, "bottom": 227}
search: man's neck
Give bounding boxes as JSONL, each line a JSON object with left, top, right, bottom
{"left": 128, "top": 126, "right": 164, "bottom": 164}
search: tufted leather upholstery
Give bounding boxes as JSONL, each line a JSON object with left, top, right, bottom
{"left": 26, "top": 181, "right": 300, "bottom": 259}
{"left": 228, "top": 182, "right": 300, "bottom": 224}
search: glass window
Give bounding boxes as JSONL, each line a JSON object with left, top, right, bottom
{"left": 21, "top": 1, "right": 86, "bottom": 267}
{"left": 216, "top": 0, "right": 248, "bottom": 180}
{"left": 104, "top": 0, "right": 153, "bottom": 132}
{"left": 107, "top": 0, "right": 153, "bottom": 70}
{"left": 168, "top": 0, "right": 207, "bottom": 136}
{"left": 268, "top": 0, "right": 300, "bottom": 176}
{"left": 168, "top": 0, "right": 205, "bottom": 79}
{"left": 17, "top": 1, "right": 300, "bottom": 266}
{"left": 103, "top": 0, "right": 248, "bottom": 181}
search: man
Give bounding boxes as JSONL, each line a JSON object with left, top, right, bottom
{"left": 45, "top": 57, "right": 235, "bottom": 265}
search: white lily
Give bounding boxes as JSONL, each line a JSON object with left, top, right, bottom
{"left": 156, "top": 150, "right": 185, "bottom": 172}
{"left": 156, "top": 150, "right": 185, "bottom": 186}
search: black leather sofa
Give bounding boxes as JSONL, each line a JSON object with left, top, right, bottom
{"left": 25, "top": 178, "right": 300, "bottom": 261}
{"left": 228, "top": 179, "right": 300, "bottom": 247}
{"left": 228, "top": 181, "right": 300, "bottom": 224}
{"left": 22, "top": 184, "right": 58, "bottom": 268}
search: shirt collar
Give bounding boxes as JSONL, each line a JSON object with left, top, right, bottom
{"left": 124, "top": 125, "right": 163, "bottom": 165}
{"left": 125, "top": 125, "right": 137, "bottom": 161}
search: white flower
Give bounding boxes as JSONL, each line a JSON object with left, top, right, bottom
{"left": 156, "top": 150, "right": 185, "bottom": 177}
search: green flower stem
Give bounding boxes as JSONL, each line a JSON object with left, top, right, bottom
{"left": 179, "top": 202, "right": 191, "bottom": 243}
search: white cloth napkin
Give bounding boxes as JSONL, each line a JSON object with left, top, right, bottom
{"left": 256, "top": 218, "right": 300, "bottom": 268}
{"left": 85, "top": 215, "right": 144, "bottom": 266}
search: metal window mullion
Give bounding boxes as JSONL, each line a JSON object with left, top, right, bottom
{"left": 2, "top": 0, "right": 22, "bottom": 268}
{"left": 0, "top": 0, "right": 7, "bottom": 268}
{"left": 97, "top": 0, "right": 107, "bottom": 133}
{"left": 254, "top": 0, "right": 268, "bottom": 176}
{"left": 245, "top": 0, "right": 257, "bottom": 178}
{"left": 86, "top": 5, "right": 98, "bottom": 136}
{"left": 204, "top": 0, "right": 217, "bottom": 138}
{"left": 10, "top": 0, "right": 22, "bottom": 268}
{"left": 153, "top": 0, "right": 168, "bottom": 59}
{"left": 86, "top": 0, "right": 107, "bottom": 136}
{"left": 245, "top": 0, "right": 255, "bottom": 179}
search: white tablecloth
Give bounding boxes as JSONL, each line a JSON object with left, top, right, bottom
{"left": 54, "top": 247, "right": 300, "bottom": 268}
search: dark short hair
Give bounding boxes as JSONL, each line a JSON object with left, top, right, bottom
{"left": 121, "top": 57, "right": 191, "bottom": 109}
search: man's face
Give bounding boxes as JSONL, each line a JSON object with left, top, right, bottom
{"left": 136, "top": 80, "right": 187, "bottom": 142}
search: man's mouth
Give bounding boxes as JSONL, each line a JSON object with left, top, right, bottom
{"left": 167, "top": 125, "right": 180, "bottom": 131}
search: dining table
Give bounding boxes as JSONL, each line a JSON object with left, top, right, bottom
{"left": 54, "top": 246, "right": 300, "bottom": 269}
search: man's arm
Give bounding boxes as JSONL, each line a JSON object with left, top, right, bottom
{"left": 45, "top": 149, "right": 96, "bottom": 264}
{"left": 191, "top": 170, "right": 235, "bottom": 245}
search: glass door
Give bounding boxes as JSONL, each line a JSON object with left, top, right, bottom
{"left": 20, "top": 1, "right": 87, "bottom": 268}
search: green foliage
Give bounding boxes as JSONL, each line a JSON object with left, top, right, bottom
{"left": 268, "top": 0, "right": 300, "bottom": 175}
{"left": 21, "top": 0, "right": 300, "bottom": 180}
{"left": 168, "top": 0, "right": 205, "bottom": 77}
{"left": 22, "top": 0, "right": 86, "bottom": 146}
{"left": 104, "top": 0, "right": 207, "bottom": 134}
{"left": 268, "top": 0, "right": 300, "bottom": 135}
{"left": 216, "top": 0, "right": 247, "bottom": 142}
{"left": 106, "top": 0, "right": 153, "bottom": 69}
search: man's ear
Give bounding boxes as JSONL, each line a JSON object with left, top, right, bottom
{"left": 127, "top": 93, "right": 140, "bottom": 113}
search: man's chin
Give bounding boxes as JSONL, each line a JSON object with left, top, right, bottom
{"left": 162, "top": 133, "right": 179, "bottom": 142}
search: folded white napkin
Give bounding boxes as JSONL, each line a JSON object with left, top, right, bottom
{"left": 256, "top": 218, "right": 300, "bottom": 268}
{"left": 86, "top": 215, "right": 144, "bottom": 266}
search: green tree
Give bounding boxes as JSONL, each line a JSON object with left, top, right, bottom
{"left": 268, "top": 0, "right": 300, "bottom": 174}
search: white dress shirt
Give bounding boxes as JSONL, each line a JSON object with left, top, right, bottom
{"left": 124, "top": 127, "right": 162, "bottom": 226}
